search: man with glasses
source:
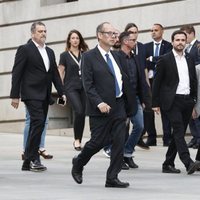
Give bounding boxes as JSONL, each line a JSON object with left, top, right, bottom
{"left": 124, "top": 23, "right": 151, "bottom": 150}
{"left": 117, "top": 31, "right": 146, "bottom": 169}
{"left": 71, "top": 22, "right": 135, "bottom": 188}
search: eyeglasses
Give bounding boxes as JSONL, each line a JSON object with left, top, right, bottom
{"left": 101, "top": 31, "right": 119, "bottom": 37}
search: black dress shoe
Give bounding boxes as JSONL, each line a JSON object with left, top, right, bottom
{"left": 21, "top": 160, "right": 30, "bottom": 171}
{"left": 124, "top": 157, "right": 138, "bottom": 168}
{"left": 30, "top": 160, "right": 47, "bottom": 172}
{"left": 105, "top": 178, "right": 129, "bottom": 188}
{"left": 137, "top": 139, "right": 150, "bottom": 150}
{"left": 187, "top": 161, "right": 200, "bottom": 175}
{"left": 121, "top": 161, "right": 129, "bottom": 170}
{"left": 146, "top": 139, "right": 157, "bottom": 146}
{"left": 71, "top": 157, "right": 83, "bottom": 184}
{"left": 162, "top": 165, "right": 181, "bottom": 173}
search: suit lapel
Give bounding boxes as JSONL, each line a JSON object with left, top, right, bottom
{"left": 185, "top": 53, "right": 193, "bottom": 80}
{"left": 150, "top": 42, "right": 154, "bottom": 56}
{"left": 169, "top": 51, "right": 179, "bottom": 78}
{"left": 160, "top": 41, "right": 166, "bottom": 55}
{"left": 190, "top": 40, "right": 198, "bottom": 54}
{"left": 46, "top": 47, "right": 52, "bottom": 72}
{"left": 111, "top": 51, "right": 122, "bottom": 71}
{"left": 94, "top": 47, "right": 113, "bottom": 75}
{"left": 30, "top": 41, "right": 48, "bottom": 72}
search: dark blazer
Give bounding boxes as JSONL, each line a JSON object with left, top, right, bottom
{"left": 144, "top": 39, "right": 172, "bottom": 71}
{"left": 117, "top": 50, "right": 145, "bottom": 105}
{"left": 10, "top": 41, "right": 64, "bottom": 104}
{"left": 152, "top": 51, "right": 197, "bottom": 111}
{"left": 81, "top": 46, "right": 135, "bottom": 116}
{"left": 135, "top": 41, "right": 152, "bottom": 110}
{"left": 135, "top": 41, "right": 146, "bottom": 70}
{"left": 188, "top": 40, "right": 200, "bottom": 65}
{"left": 59, "top": 51, "right": 83, "bottom": 92}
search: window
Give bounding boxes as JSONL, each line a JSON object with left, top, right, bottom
{"left": 0, "top": 0, "right": 21, "bottom": 3}
{"left": 40, "top": 0, "right": 78, "bottom": 6}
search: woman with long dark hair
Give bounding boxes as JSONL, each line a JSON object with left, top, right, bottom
{"left": 58, "top": 30, "right": 89, "bottom": 151}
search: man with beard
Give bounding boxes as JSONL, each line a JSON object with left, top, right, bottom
{"left": 10, "top": 21, "right": 66, "bottom": 172}
{"left": 152, "top": 30, "right": 200, "bottom": 174}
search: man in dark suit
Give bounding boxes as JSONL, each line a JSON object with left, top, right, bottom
{"left": 144, "top": 23, "right": 173, "bottom": 146}
{"left": 71, "top": 22, "right": 135, "bottom": 188}
{"left": 117, "top": 31, "right": 146, "bottom": 169}
{"left": 180, "top": 24, "right": 200, "bottom": 149}
{"left": 124, "top": 23, "right": 151, "bottom": 150}
{"left": 10, "top": 21, "right": 66, "bottom": 172}
{"left": 152, "top": 30, "right": 200, "bottom": 174}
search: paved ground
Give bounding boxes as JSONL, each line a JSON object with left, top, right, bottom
{"left": 0, "top": 132, "right": 200, "bottom": 200}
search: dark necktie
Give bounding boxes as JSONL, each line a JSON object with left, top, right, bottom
{"left": 105, "top": 53, "right": 120, "bottom": 97}
{"left": 154, "top": 43, "right": 160, "bottom": 57}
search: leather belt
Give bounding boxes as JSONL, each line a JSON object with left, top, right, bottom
{"left": 175, "top": 94, "right": 190, "bottom": 99}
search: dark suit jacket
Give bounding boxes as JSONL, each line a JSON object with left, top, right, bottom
{"left": 135, "top": 41, "right": 152, "bottom": 110}
{"left": 135, "top": 41, "right": 146, "bottom": 70}
{"left": 188, "top": 40, "right": 200, "bottom": 65}
{"left": 10, "top": 41, "right": 64, "bottom": 104}
{"left": 144, "top": 39, "right": 172, "bottom": 71}
{"left": 81, "top": 46, "right": 135, "bottom": 117}
{"left": 152, "top": 51, "right": 197, "bottom": 111}
{"left": 59, "top": 51, "right": 83, "bottom": 92}
{"left": 117, "top": 50, "right": 145, "bottom": 106}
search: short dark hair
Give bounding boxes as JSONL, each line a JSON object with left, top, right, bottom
{"left": 180, "top": 24, "right": 195, "bottom": 35}
{"left": 124, "top": 23, "right": 138, "bottom": 32}
{"left": 31, "top": 21, "right": 45, "bottom": 33}
{"left": 119, "top": 31, "right": 132, "bottom": 43}
{"left": 171, "top": 30, "right": 187, "bottom": 42}
{"left": 153, "top": 23, "right": 164, "bottom": 30}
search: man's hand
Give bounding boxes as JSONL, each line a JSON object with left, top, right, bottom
{"left": 152, "top": 107, "right": 160, "bottom": 115}
{"left": 192, "top": 108, "right": 198, "bottom": 119}
{"left": 11, "top": 98, "right": 20, "bottom": 109}
{"left": 97, "top": 102, "right": 111, "bottom": 114}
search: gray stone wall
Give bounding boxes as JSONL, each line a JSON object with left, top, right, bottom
{"left": 0, "top": 0, "right": 199, "bottom": 133}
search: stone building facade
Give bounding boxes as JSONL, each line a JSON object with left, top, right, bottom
{"left": 0, "top": 0, "right": 199, "bottom": 133}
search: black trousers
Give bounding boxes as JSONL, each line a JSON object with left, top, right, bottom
{"left": 143, "top": 78, "right": 157, "bottom": 141}
{"left": 196, "top": 147, "right": 200, "bottom": 161}
{"left": 143, "top": 110, "right": 157, "bottom": 140}
{"left": 160, "top": 109, "right": 172, "bottom": 143}
{"left": 67, "top": 89, "right": 86, "bottom": 142}
{"left": 163, "top": 95, "right": 195, "bottom": 169}
{"left": 24, "top": 100, "right": 48, "bottom": 162}
{"left": 75, "top": 97, "right": 127, "bottom": 180}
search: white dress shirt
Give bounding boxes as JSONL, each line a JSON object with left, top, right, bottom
{"left": 32, "top": 40, "right": 50, "bottom": 72}
{"left": 97, "top": 44, "right": 123, "bottom": 97}
{"left": 172, "top": 49, "right": 190, "bottom": 95}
